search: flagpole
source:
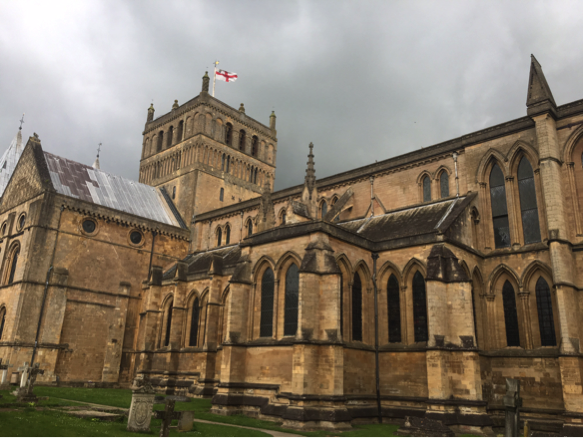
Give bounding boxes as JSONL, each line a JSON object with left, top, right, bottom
{"left": 212, "top": 61, "right": 219, "bottom": 97}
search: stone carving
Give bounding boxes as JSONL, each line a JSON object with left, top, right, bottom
{"left": 0, "top": 359, "right": 14, "bottom": 390}
{"left": 127, "top": 378, "right": 156, "bottom": 433}
{"left": 15, "top": 362, "right": 44, "bottom": 402}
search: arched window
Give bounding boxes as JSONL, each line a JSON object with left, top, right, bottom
{"left": 226, "top": 156, "right": 230, "bottom": 173}
{"left": 225, "top": 225, "right": 231, "bottom": 245}
{"left": 254, "top": 168, "right": 258, "bottom": 184}
{"left": 517, "top": 157, "right": 541, "bottom": 244}
{"left": 387, "top": 274, "right": 401, "bottom": 343}
{"left": 490, "top": 164, "right": 510, "bottom": 248}
{"left": 535, "top": 277, "right": 556, "bottom": 346}
{"left": 422, "top": 176, "right": 431, "bottom": 202}
{"left": 502, "top": 280, "right": 520, "bottom": 346}
{"left": 251, "top": 136, "right": 259, "bottom": 156}
{"left": 219, "top": 188, "right": 224, "bottom": 202}
{"left": 284, "top": 264, "right": 299, "bottom": 336}
{"left": 440, "top": 171, "right": 449, "bottom": 198}
{"left": 163, "top": 299, "right": 173, "bottom": 347}
{"left": 157, "top": 131, "right": 164, "bottom": 152}
{"left": 239, "top": 130, "right": 246, "bottom": 151}
{"left": 340, "top": 273, "right": 344, "bottom": 338}
{"left": 246, "top": 219, "right": 253, "bottom": 237}
{"left": 177, "top": 120, "right": 184, "bottom": 143}
{"left": 225, "top": 123, "right": 233, "bottom": 146}
{"left": 280, "top": 210, "right": 286, "bottom": 226}
{"left": 5, "top": 245, "right": 19, "bottom": 285}
{"left": 221, "top": 153, "right": 226, "bottom": 171}
{"left": 167, "top": 126, "right": 174, "bottom": 148}
{"left": 260, "top": 268, "right": 275, "bottom": 337}
{"left": 0, "top": 307, "right": 5, "bottom": 340}
{"left": 321, "top": 201, "right": 328, "bottom": 219}
{"left": 189, "top": 297, "right": 199, "bottom": 347}
{"left": 352, "top": 272, "right": 363, "bottom": 342}
{"left": 412, "top": 271, "right": 428, "bottom": 342}
{"left": 216, "top": 228, "right": 222, "bottom": 247}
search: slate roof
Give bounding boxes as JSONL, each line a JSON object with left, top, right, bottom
{"left": 43, "top": 151, "right": 184, "bottom": 227}
{"left": 163, "top": 245, "right": 241, "bottom": 280}
{"left": 339, "top": 195, "right": 474, "bottom": 242}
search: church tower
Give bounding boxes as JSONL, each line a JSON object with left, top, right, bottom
{"left": 138, "top": 72, "right": 278, "bottom": 223}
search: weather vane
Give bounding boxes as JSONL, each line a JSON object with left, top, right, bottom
{"left": 19, "top": 113, "right": 25, "bottom": 130}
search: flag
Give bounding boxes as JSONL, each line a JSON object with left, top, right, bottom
{"left": 216, "top": 69, "right": 238, "bottom": 82}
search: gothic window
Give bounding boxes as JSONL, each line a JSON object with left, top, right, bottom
{"left": 0, "top": 307, "right": 5, "bottom": 340}
{"left": 284, "top": 264, "right": 299, "bottom": 336}
{"left": 172, "top": 186, "right": 176, "bottom": 200}
{"left": 252, "top": 136, "right": 259, "bottom": 156}
{"left": 226, "top": 156, "right": 230, "bottom": 173}
{"left": 517, "top": 157, "right": 541, "bottom": 244}
{"left": 490, "top": 164, "right": 510, "bottom": 248}
{"left": 225, "top": 225, "right": 231, "bottom": 245}
{"left": 260, "top": 268, "right": 275, "bottom": 337}
{"left": 219, "top": 188, "right": 224, "bottom": 202}
{"left": 535, "top": 277, "right": 556, "bottom": 346}
{"left": 216, "top": 228, "right": 222, "bottom": 247}
{"left": 352, "top": 272, "right": 363, "bottom": 342}
{"left": 387, "top": 274, "right": 401, "bottom": 343}
{"left": 572, "top": 137, "right": 583, "bottom": 218}
{"left": 321, "top": 201, "right": 328, "bottom": 219}
{"left": 189, "top": 297, "right": 199, "bottom": 347}
{"left": 5, "top": 245, "right": 19, "bottom": 285}
{"left": 502, "top": 280, "right": 520, "bottom": 347}
{"left": 222, "top": 153, "right": 226, "bottom": 171}
{"left": 157, "top": 131, "right": 164, "bottom": 152}
{"left": 225, "top": 123, "right": 233, "bottom": 146}
{"left": 177, "top": 120, "right": 184, "bottom": 143}
{"left": 167, "top": 126, "right": 174, "bottom": 148}
{"left": 163, "top": 299, "right": 173, "bottom": 347}
{"left": 412, "top": 271, "right": 428, "bottom": 342}
{"left": 440, "top": 171, "right": 449, "bottom": 198}
{"left": 246, "top": 219, "right": 253, "bottom": 237}
{"left": 423, "top": 176, "right": 431, "bottom": 202}
{"left": 340, "top": 274, "right": 344, "bottom": 338}
{"left": 254, "top": 168, "right": 258, "bottom": 184}
{"left": 239, "top": 130, "right": 246, "bottom": 151}
{"left": 280, "top": 210, "right": 286, "bottom": 226}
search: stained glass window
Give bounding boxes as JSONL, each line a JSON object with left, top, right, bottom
{"left": 423, "top": 176, "right": 431, "bottom": 202}
{"left": 440, "top": 172, "right": 449, "bottom": 198}
{"left": 284, "top": 264, "right": 299, "bottom": 336}
{"left": 189, "top": 298, "right": 199, "bottom": 347}
{"left": 260, "top": 268, "right": 274, "bottom": 337}
{"left": 164, "top": 300, "right": 173, "bottom": 347}
{"left": 502, "top": 280, "right": 520, "bottom": 346}
{"left": 412, "top": 271, "right": 428, "bottom": 342}
{"left": 352, "top": 272, "right": 363, "bottom": 341}
{"left": 387, "top": 274, "right": 401, "bottom": 343}
{"left": 490, "top": 164, "right": 510, "bottom": 248}
{"left": 517, "top": 157, "right": 541, "bottom": 244}
{"left": 535, "top": 277, "right": 556, "bottom": 346}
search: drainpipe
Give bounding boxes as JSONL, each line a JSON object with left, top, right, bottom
{"left": 31, "top": 205, "right": 64, "bottom": 365}
{"left": 371, "top": 252, "right": 382, "bottom": 424}
{"left": 453, "top": 152, "right": 459, "bottom": 197}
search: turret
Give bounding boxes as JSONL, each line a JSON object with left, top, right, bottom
{"left": 269, "top": 111, "right": 276, "bottom": 132}
{"left": 201, "top": 71, "right": 210, "bottom": 94}
{"left": 146, "top": 104, "right": 155, "bottom": 123}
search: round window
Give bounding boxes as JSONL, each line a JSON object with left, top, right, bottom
{"left": 18, "top": 214, "right": 26, "bottom": 230}
{"left": 82, "top": 219, "right": 96, "bottom": 234}
{"left": 130, "top": 231, "right": 142, "bottom": 245}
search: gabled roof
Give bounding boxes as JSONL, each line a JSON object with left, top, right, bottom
{"left": 43, "top": 151, "right": 184, "bottom": 227}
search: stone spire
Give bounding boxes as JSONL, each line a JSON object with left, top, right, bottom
{"left": 0, "top": 119, "right": 27, "bottom": 196}
{"left": 146, "top": 103, "right": 155, "bottom": 123}
{"left": 304, "top": 142, "right": 316, "bottom": 195}
{"left": 301, "top": 142, "right": 318, "bottom": 218}
{"left": 202, "top": 71, "right": 210, "bottom": 94}
{"left": 527, "top": 55, "right": 557, "bottom": 117}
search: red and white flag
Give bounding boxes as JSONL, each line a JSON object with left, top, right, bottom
{"left": 216, "top": 69, "right": 238, "bottom": 82}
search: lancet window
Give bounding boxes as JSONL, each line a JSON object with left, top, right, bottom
{"left": 260, "top": 268, "right": 275, "bottom": 337}
{"left": 163, "top": 299, "right": 173, "bottom": 347}
{"left": 423, "top": 176, "right": 431, "bottom": 202}
{"left": 502, "top": 280, "right": 520, "bottom": 346}
{"left": 225, "top": 225, "right": 231, "bottom": 245}
{"left": 517, "top": 157, "right": 541, "bottom": 244}
{"left": 284, "top": 264, "right": 299, "bottom": 336}
{"left": 246, "top": 219, "right": 253, "bottom": 237}
{"left": 189, "top": 297, "right": 200, "bottom": 347}
{"left": 167, "top": 126, "right": 174, "bottom": 148}
{"left": 412, "top": 271, "right": 428, "bottom": 342}
{"left": 490, "top": 164, "right": 510, "bottom": 248}
{"left": 225, "top": 123, "right": 233, "bottom": 146}
{"left": 216, "top": 228, "right": 222, "bottom": 247}
{"left": 535, "top": 277, "right": 556, "bottom": 346}
{"left": 352, "top": 272, "right": 363, "bottom": 342}
{"left": 239, "top": 130, "right": 246, "bottom": 151}
{"left": 387, "top": 274, "right": 401, "bottom": 343}
{"left": 440, "top": 171, "right": 449, "bottom": 198}
{"left": 0, "top": 307, "right": 5, "bottom": 340}
{"left": 252, "top": 136, "right": 258, "bottom": 156}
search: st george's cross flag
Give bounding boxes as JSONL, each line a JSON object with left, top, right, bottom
{"left": 216, "top": 69, "right": 238, "bottom": 82}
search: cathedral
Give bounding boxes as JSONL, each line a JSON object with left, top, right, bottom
{"left": 0, "top": 56, "right": 581, "bottom": 434}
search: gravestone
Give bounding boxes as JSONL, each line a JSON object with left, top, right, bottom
{"left": 16, "top": 362, "right": 44, "bottom": 403}
{"left": 504, "top": 378, "right": 522, "bottom": 437}
{"left": 17, "top": 362, "right": 30, "bottom": 388}
{"left": 153, "top": 399, "right": 181, "bottom": 437}
{"left": 127, "top": 378, "right": 156, "bottom": 432}
{"left": 0, "top": 359, "right": 14, "bottom": 390}
{"left": 396, "top": 416, "right": 455, "bottom": 437}
{"left": 177, "top": 411, "right": 194, "bottom": 432}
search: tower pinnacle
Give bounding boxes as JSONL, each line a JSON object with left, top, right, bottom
{"left": 527, "top": 54, "right": 557, "bottom": 117}
{"left": 304, "top": 142, "right": 316, "bottom": 193}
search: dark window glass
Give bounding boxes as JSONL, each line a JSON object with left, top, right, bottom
{"left": 225, "top": 226, "right": 230, "bottom": 245}
{"left": 440, "top": 172, "right": 449, "bottom": 198}
{"left": 164, "top": 301, "right": 173, "bottom": 347}
{"left": 423, "top": 176, "right": 431, "bottom": 202}
{"left": 216, "top": 228, "right": 222, "bottom": 247}
{"left": 219, "top": 188, "right": 224, "bottom": 202}
{"left": 535, "top": 277, "right": 556, "bottom": 346}
{"left": 82, "top": 219, "right": 96, "bottom": 234}
{"left": 130, "top": 231, "right": 142, "bottom": 244}
{"left": 412, "top": 271, "right": 428, "bottom": 342}
{"left": 321, "top": 202, "right": 327, "bottom": 219}
{"left": 177, "top": 120, "right": 183, "bottom": 142}
{"left": 281, "top": 211, "right": 286, "bottom": 225}
{"left": 8, "top": 248, "right": 19, "bottom": 285}
{"left": 239, "top": 130, "right": 246, "bottom": 151}
{"left": 490, "top": 164, "right": 510, "bottom": 248}
{"left": 167, "top": 126, "right": 173, "bottom": 148}
{"left": 0, "top": 308, "right": 5, "bottom": 340}
{"left": 157, "top": 131, "right": 163, "bottom": 152}
{"left": 471, "top": 284, "right": 479, "bottom": 348}
{"left": 226, "top": 156, "right": 230, "bottom": 173}
{"left": 252, "top": 136, "right": 258, "bottom": 156}
{"left": 387, "top": 274, "right": 401, "bottom": 343}
{"left": 225, "top": 124, "right": 232, "bottom": 145}
{"left": 172, "top": 186, "right": 176, "bottom": 199}
{"left": 189, "top": 298, "right": 199, "bottom": 346}
{"left": 221, "top": 154, "right": 226, "bottom": 171}
{"left": 517, "top": 157, "right": 541, "bottom": 244}
{"left": 284, "top": 264, "right": 299, "bottom": 336}
{"left": 340, "top": 275, "right": 343, "bottom": 338}
{"left": 352, "top": 272, "right": 363, "bottom": 341}
{"left": 254, "top": 168, "right": 258, "bottom": 184}
{"left": 260, "top": 268, "right": 275, "bottom": 337}
{"left": 247, "top": 220, "right": 253, "bottom": 237}
{"left": 502, "top": 280, "right": 520, "bottom": 346}
{"left": 18, "top": 215, "right": 25, "bottom": 230}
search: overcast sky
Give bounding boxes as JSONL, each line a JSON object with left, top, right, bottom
{"left": 0, "top": 0, "right": 582, "bottom": 190}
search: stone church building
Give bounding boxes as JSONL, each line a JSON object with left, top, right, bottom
{"left": 0, "top": 57, "right": 581, "bottom": 434}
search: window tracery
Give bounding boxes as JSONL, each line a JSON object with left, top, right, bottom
{"left": 517, "top": 157, "right": 541, "bottom": 244}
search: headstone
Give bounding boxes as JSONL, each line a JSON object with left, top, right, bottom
{"left": 17, "top": 362, "right": 30, "bottom": 388}
{"left": 16, "top": 362, "right": 44, "bottom": 403}
{"left": 396, "top": 416, "right": 455, "bottom": 437}
{"left": 504, "top": 378, "right": 522, "bottom": 437}
{"left": 177, "top": 411, "right": 194, "bottom": 432}
{"left": 0, "top": 359, "right": 14, "bottom": 390}
{"left": 127, "top": 378, "right": 156, "bottom": 433}
{"left": 153, "top": 399, "right": 181, "bottom": 437}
